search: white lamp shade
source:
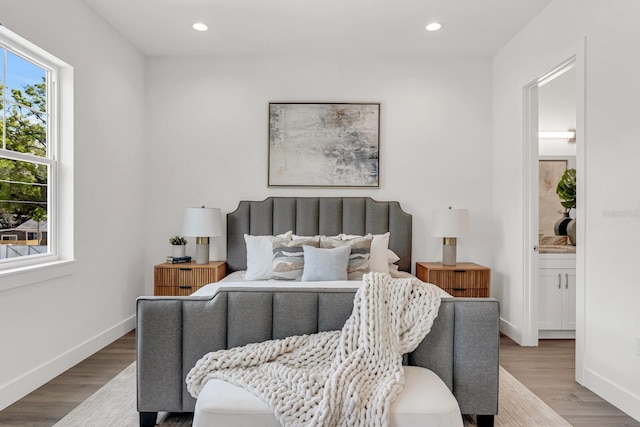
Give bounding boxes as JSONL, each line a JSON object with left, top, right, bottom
{"left": 431, "top": 208, "right": 470, "bottom": 237}
{"left": 183, "top": 207, "right": 222, "bottom": 237}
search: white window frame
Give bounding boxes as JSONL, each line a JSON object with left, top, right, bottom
{"left": 0, "top": 26, "right": 74, "bottom": 290}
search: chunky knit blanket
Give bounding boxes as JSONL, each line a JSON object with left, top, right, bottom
{"left": 186, "top": 272, "right": 441, "bottom": 427}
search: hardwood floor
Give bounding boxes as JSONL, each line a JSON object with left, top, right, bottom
{"left": 0, "top": 330, "right": 136, "bottom": 427}
{"left": 1, "top": 331, "right": 638, "bottom": 426}
{"left": 500, "top": 335, "right": 640, "bottom": 427}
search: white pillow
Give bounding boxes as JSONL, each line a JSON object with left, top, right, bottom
{"left": 387, "top": 249, "right": 400, "bottom": 264}
{"left": 388, "top": 262, "right": 400, "bottom": 276}
{"left": 340, "top": 232, "right": 390, "bottom": 274}
{"left": 244, "top": 231, "right": 292, "bottom": 280}
{"left": 301, "top": 245, "right": 350, "bottom": 282}
{"left": 292, "top": 234, "right": 341, "bottom": 240}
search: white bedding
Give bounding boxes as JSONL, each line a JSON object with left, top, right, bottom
{"left": 192, "top": 270, "right": 450, "bottom": 298}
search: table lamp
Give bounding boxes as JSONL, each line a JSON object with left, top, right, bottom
{"left": 431, "top": 207, "right": 469, "bottom": 266}
{"left": 183, "top": 206, "right": 222, "bottom": 265}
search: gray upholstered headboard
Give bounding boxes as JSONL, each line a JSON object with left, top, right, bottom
{"left": 226, "top": 197, "right": 412, "bottom": 273}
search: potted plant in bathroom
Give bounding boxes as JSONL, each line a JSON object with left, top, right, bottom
{"left": 556, "top": 168, "right": 576, "bottom": 245}
{"left": 169, "top": 235, "right": 187, "bottom": 258}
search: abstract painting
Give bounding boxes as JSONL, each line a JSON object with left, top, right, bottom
{"left": 268, "top": 103, "right": 380, "bottom": 187}
{"left": 539, "top": 160, "right": 567, "bottom": 236}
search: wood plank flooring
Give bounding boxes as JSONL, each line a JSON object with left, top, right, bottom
{"left": 0, "top": 330, "right": 136, "bottom": 427}
{"left": 1, "top": 331, "right": 638, "bottom": 426}
{"left": 500, "top": 335, "right": 640, "bottom": 427}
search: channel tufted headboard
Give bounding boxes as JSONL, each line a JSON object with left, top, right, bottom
{"left": 226, "top": 197, "right": 412, "bottom": 274}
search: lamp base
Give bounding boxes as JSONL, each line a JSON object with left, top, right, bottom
{"left": 442, "top": 237, "right": 457, "bottom": 266}
{"left": 195, "top": 237, "right": 210, "bottom": 265}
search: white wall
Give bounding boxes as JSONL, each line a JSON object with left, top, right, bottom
{"left": 493, "top": 0, "right": 640, "bottom": 420}
{"left": 0, "top": 0, "right": 146, "bottom": 410}
{"left": 539, "top": 139, "right": 576, "bottom": 157}
{"left": 539, "top": 66, "right": 576, "bottom": 132}
{"left": 539, "top": 66, "right": 577, "bottom": 157}
{"left": 144, "top": 55, "right": 494, "bottom": 291}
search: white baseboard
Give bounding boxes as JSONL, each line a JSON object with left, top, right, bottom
{"left": 500, "top": 317, "right": 522, "bottom": 344}
{"left": 538, "top": 329, "right": 576, "bottom": 339}
{"left": 583, "top": 367, "right": 640, "bottom": 422}
{"left": 0, "top": 315, "right": 135, "bottom": 411}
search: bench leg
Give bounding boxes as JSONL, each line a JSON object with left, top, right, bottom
{"left": 477, "top": 414, "right": 494, "bottom": 427}
{"left": 139, "top": 411, "right": 157, "bottom": 427}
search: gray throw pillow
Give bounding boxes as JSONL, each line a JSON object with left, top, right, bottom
{"left": 301, "top": 245, "right": 351, "bottom": 282}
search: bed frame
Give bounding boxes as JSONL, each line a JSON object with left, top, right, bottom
{"left": 226, "top": 197, "right": 413, "bottom": 273}
{"left": 136, "top": 197, "right": 499, "bottom": 426}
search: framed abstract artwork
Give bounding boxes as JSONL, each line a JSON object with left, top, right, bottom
{"left": 539, "top": 159, "right": 567, "bottom": 236}
{"left": 268, "top": 102, "right": 380, "bottom": 187}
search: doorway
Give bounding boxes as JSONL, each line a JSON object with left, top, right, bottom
{"left": 522, "top": 48, "right": 586, "bottom": 383}
{"left": 537, "top": 65, "right": 577, "bottom": 339}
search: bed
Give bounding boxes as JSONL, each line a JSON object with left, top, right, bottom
{"left": 136, "top": 197, "right": 499, "bottom": 426}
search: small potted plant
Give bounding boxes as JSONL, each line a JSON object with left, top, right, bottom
{"left": 169, "top": 235, "right": 187, "bottom": 257}
{"left": 555, "top": 168, "right": 576, "bottom": 245}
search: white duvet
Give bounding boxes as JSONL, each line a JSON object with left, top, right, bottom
{"left": 191, "top": 270, "right": 450, "bottom": 298}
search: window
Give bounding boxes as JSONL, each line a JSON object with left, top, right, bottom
{"left": 0, "top": 28, "right": 63, "bottom": 269}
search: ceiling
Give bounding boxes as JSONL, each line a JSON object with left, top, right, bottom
{"left": 82, "top": 0, "right": 552, "bottom": 57}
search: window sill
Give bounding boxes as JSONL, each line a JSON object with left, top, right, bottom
{"left": 0, "top": 259, "right": 77, "bottom": 293}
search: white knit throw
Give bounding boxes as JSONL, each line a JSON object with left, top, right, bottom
{"left": 186, "top": 272, "right": 441, "bottom": 427}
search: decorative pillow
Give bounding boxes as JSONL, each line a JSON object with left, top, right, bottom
{"left": 301, "top": 245, "right": 350, "bottom": 282}
{"left": 292, "top": 234, "right": 311, "bottom": 240}
{"left": 292, "top": 234, "right": 341, "bottom": 240}
{"left": 272, "top": 236, "right": 320, "bottom": 280}
{"left": 244, "top": 231, "right": 292, "bottom": 280}
{"left": 340, "top": 233, "right": 390, "bottom": 274}
{"left": 321, "top": 234, "right": 373, "bottom": 280}
{"left": 387, "top": 249, "right": 400, "bottom": 265}
{"left": 388, "top": 263, "right": 400, "bottom": 274}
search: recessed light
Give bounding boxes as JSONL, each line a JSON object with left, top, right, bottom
{"left": 192, "top": 22, "right": 208, "bottom": 32}
{"left": 425, "top": 22, "right": 442, "bottom": 32}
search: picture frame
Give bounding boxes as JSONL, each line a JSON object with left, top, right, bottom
{"left": 539, "top": 159, "right": 568, "bottom": 236}
{"left": 268, "top": 102, "right": 380, "bottom": 187}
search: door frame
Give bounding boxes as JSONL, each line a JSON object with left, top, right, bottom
{"left": 521, "top": 40, "right": 586, "bottom": 384}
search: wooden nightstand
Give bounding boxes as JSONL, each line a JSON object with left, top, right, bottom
{"left": 416, "top": 262, "right": 491, "bottom": 298}
{"left": 154, "top": 261, "right": 226, "bottom": 296}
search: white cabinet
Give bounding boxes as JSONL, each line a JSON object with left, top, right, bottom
{"left": 538, "top": 254, "right": 576, "bottom": 339}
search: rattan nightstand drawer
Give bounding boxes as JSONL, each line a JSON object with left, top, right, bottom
{"left": 154, "top": 261, "right": 225, "bottom": 296}
{"left": 416, "top": 262, "right": 490, "bottom": 298}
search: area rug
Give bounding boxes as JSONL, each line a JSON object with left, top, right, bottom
{"left": 53, "top": 363, "right": 570, "bottom": 426}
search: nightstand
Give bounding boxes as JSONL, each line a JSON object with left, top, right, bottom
{"left": 154, "top": 261, "right": 226, "bottom": 296}
{"left": 416, "top": 262, "right": 491, "bottom": 297}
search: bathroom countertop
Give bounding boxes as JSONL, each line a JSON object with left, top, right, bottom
{"left": 539, "top": 244, "right": 576, "bottom": 254}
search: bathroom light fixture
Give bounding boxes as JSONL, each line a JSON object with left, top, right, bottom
{"left": 539, "top": 130, "right": 576, "bottom": 142}
{"left": 539, "top": 131, "right": 575, "bottom": 139}
{"left": 192, "top": 22, "right": 208, "bottom": 32}
{"left": 425, "top": 22, "right": 442, "bottom": 32}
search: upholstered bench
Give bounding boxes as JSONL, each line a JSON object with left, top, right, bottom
{"left": 193, "top": 366, "right": 463, "bottom": 427}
